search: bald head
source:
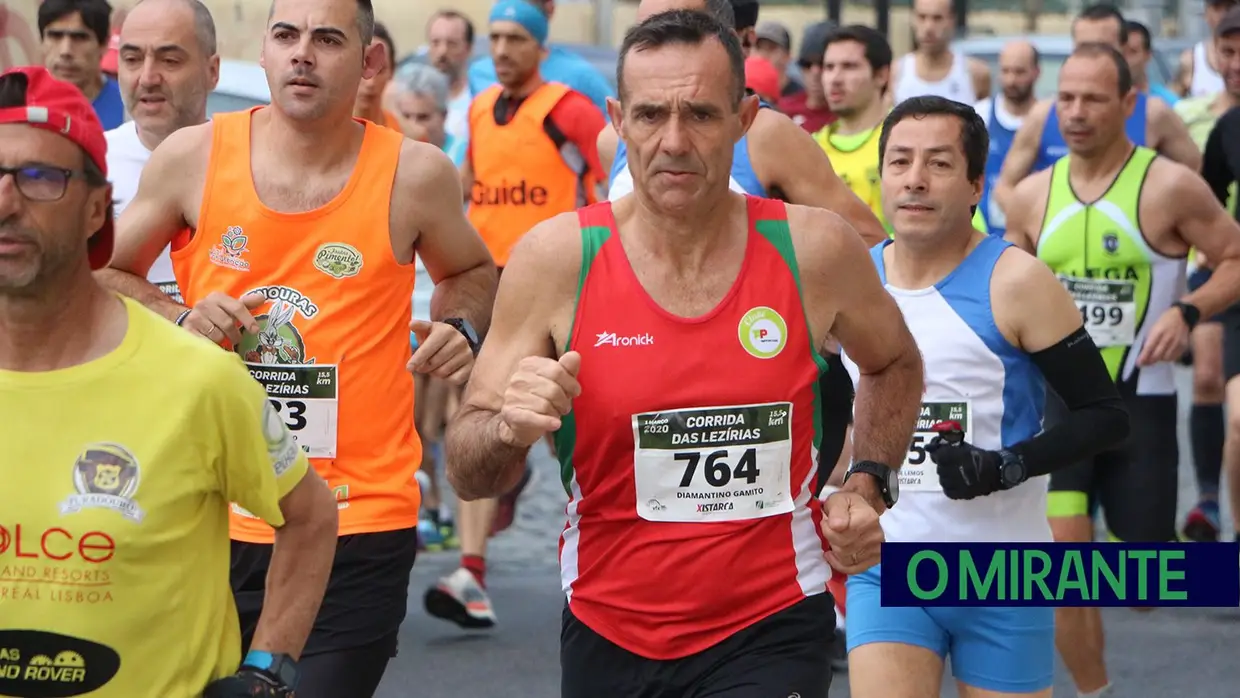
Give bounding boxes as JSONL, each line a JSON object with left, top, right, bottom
{"left": 999, "top": 40, "right": 1037, "bottom": 69}
{"left": 997, "top": 39, "right": 1039, "bottom": 105}
{"left": 127, "top": 0, "right": 217, "bottom": 56}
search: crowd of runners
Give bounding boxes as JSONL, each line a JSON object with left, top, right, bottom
{"left": 1, "top": 0, "right": 1238, "bottom": 696}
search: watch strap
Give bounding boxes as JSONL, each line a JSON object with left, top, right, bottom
{"left": 444, "top": 318, "right": 481, "bottom": 355}
{"left": 242, "top": 651, "right": 298, "bottom": 689}
{"left": 1174, "top": 301, "right": 1201, "bottom": 330}
{"left": 846, "top": 460, "right": 896, "bottom": 507}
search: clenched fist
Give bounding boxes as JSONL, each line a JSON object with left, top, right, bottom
{"left": 497, "top": 352, "right": 582, "bottom": 448}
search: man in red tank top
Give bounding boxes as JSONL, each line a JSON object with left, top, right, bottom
{"left": 96, "top": 0, "right": 498, "bottom": 696}
{"left": 446, "top": 10, "right": 924, "bottom": 698}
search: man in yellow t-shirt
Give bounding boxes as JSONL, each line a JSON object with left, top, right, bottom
{"left": 0, "top": 66, "right": 338, "bottom": 698}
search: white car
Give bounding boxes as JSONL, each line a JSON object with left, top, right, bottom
{"left": 207, "top": 59, "right": 271, "bottom": 117}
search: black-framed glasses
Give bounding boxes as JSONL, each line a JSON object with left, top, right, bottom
{"left": 0, "top": 165, "right": 81, "bottom": 202}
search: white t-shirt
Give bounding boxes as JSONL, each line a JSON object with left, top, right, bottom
{"left": 105, "top": 122, "right": 180, "bottom": 301}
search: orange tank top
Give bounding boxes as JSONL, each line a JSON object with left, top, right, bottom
{"left": 467, "top": 82, "right": 593, "bottom": 266}
{"left": 171, "top": 107, "right": 422, "bottom": 542}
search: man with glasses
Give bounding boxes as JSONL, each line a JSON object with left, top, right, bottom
{"left": 777, "top": 21, "right": 835, "bottom": 134}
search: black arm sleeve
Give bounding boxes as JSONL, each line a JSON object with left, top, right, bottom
{"left": 1009, "top": 327, "right": 1131, "bottom": 478}
{"left": 814, "top": 352, "right": 855, "bottom": 498}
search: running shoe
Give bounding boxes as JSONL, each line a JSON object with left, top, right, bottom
{"left": 1183, "top": 503, "right": 1221, "bottom": 542}
{"left": 424, "top": 567, "right": 497, "bottom": 629}
{"left": 437, "top": 519, "right": 459, "bottom": 550}
{"left": 491, "top": 463, "right": 534, "bottom": 536}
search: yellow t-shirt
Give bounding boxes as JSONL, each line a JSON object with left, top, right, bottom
{"left": 813, "top": 122, "right": 887, "bottom": 231}
{"left": 0, "top": 297, "right": 309, "bottom": 698}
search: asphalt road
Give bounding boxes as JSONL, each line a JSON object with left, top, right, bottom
{"left": 376, "top": 368, "right": 1240, "bottom": 698}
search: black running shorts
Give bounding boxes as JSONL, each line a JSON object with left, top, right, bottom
{"left": 231, "top": 527, "right": 418, "bottom": 658}
{"left": 560, "top": 593, "right": 835, "bottom": 698}
{"left": 1045, "top": 381, "right": 1178, "bottom": 541}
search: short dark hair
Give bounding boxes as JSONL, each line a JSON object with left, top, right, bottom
{"left": 617, "top": 9, "right": 747, "bottom": 106}
{"left": 1075, "top": 3, "right": 1128, "bottom": 44}
{"left": 704, "top": 0, "right": 736, "bottom": 33}
{"left": 373, "top": 21, "right": 395, "bottom": 65}
{"left": 0, "top": 73, "right": 106, "bottom": 186}
{"left": 38, "top": 0, "right": 113, "bottom": 45}
{"left": 1125, "top": 19, "right": 1152, "bottom": 52}
{"left": 731, "top": 0, "right": 758, "bottom": 31}
{"left": 1069, "top": 42, "right": 1134, "bottom": 96}
{"left": 823, "top": 24, "right": 893, "bottom": 73}
{"left": 429, "top": 9, "right": 475, "bottom": 47}
{"left": 879, "top": 95, "right": 989, "bottom": 184}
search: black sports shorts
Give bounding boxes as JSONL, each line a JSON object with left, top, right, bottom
{"left": 561, "top": 592, "right": 835, "bottom": 698}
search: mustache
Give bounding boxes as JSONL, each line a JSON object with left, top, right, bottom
{"left": 284, "top": 69, "right": 320, "bottom": 87}
{"left": 650, "top": 157, "right": 703, "bottom": 175}
{"left": 0, "top": 224, "right": 38, "bottom": 244}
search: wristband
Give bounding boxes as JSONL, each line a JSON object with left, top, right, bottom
{"left": 174, "top": 309, "right": 192, "bottom": 326}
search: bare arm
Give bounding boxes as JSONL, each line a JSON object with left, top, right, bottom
{"left": 993, "top": 99, "right": 1052, "bottom": 215}
{"left": 445, "top": 215, "right": 580, "bottom": 500}
{"left": 1000, "top": 169, "right": 1050, "bottom": 254}
{"left": 969, "top": 58, "right": 992, "bottom": 101}
{"left": 397, "top": 141, "right": 499, "bottom": 332}
{"left": 1169, "top": 164, "right": 1240, "bottom": 318}
{"left": 598, "top": 124, "right": 618, "bottom": 179}
{"left": 1176, "top": 47, "right": 1193, "bottom": 98}
{"left": 1150, "top": 98, "right": 1202, "bottom": 171}
{"left": 96, "top": 124, "right": 211, "bottom": 320}
{"left": 250, "top": 469, "right": 338, "bottom": 658}
{"left": 792, "top": 206, "right": 923, "bottom": 510}
{"left": 751, "top": 110, "right": 889, "bottom": 246}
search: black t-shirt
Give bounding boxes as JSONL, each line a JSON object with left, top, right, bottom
{"left": 1202, "top": 106, "right": 1240, "bottom": 223}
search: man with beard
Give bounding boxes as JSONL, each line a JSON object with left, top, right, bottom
{"left": 424, "top": 9, "right": 474, "bottom": 146}
{"left": 38, "top": 0, "right": 126, "bottom": 129}
{"left": 424, "top": 0, "right": 606, "bottom": 632}
{"left": 103, "top": 0, "right": 217, "bottom": 305}
{"left": 975, "top": 40, "right": 1039, "bottom": 238}
{"left": 353, "top": 21, "right": 398, "bottom": 129}
{"left": 890, "top": 0, "right": 989, "bottom": 105}
{"left": 99, "top": 0, "right": 499, "bottom": 693}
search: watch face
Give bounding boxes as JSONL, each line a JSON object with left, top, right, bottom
{"left": 886, "top": 468, "right": 899, "bottom": 503}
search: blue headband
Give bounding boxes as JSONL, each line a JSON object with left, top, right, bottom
{"left": 489, "top": 0, "right": 549, "bottom": 46}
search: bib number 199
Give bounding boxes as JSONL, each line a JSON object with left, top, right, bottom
{"left": 269, "top": 399, "right": 308, "bottom": 431}
{"left": 1080, "top": 304, "right": 1123, "bottom": 327}
{"left": 676, "top": 448, "right": 760, "bottom": 488}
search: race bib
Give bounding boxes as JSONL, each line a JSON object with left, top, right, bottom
{"left": 1061, "top": 276, "right": 1136, "bottom": 347}
{"left": 903, "top": 401, "right": 972, "bottom": 492}
{"left": 155, "top": 280, "right": 182, "bottom": 305}
{"left": 247, "top": 364, "right": 339, "bottom": 458}
{"left": 631, "top": 402, "right": 796, "bottom": 523}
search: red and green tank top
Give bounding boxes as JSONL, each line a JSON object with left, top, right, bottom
{"left": 555, "top": 195, "right": 832, "bottom": 660}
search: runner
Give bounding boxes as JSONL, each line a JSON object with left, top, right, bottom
{"left": 993, "top": 3, "right": 1200, "bottom": 212}
{"left": 890, "top": 0, "right": 989, "bottom": 105}
{"left": 353, "top": 21, "right": 398, "bottom": 129}
{"left": 1200, "top": 7, "right": 1240, "bottom": 544}
{"left": 1003, "top": 43, "right": 1240, "bottom": 697}
{"left": 813, "top": 24, "right": 893, "bottom": 231}
{"left": 37, "top": 0, "right": 125, "bottom": 129}
{"left": 1124, "top": 20, "right": 1180, "bottom": 106}
{"left": 0, "top": 64, "right": 337, "bottom": 698}
{"left": 975, "top": 40, "right": 1038, "bottom": 238}
{"left": 424, "top": 9, "right": 475, "bottom": 145}
{"left": 98, "top": 0, "right": 499, "bottom": 694}
{"left": 753, "top": 20, "right": 801, "bottom": 97}
{"left": 1176, "top": 0, "right": 1236, "bottom": 98}
{"left": 600, "top": 0, "right": 890, "bottom": 248}
{"left": 388, "top": 63, "right": 465, "bottom": 551}
{"left": 105, "top": 0, "right": 218, "bottom": 306}
{"left": 1174, "top": 11, "right": 1240, "bottom": 541}
{"left": 446, "top": 11, "right": 922, "bottom": 697}
{"left": 843, "top": 95, "right": 1129, "bottom": 698}
{"left": 425, "top": 0, "right": 607, "bottom": 631}
{"left": 776, "top": 21, "right": 836, "bottom": 133}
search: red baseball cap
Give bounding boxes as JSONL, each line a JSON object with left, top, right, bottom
{"left": 744, "top": 56, "right": 781, "bottom": 103}
{"left": 0, "top": 66, "right": 113, "bottom": 270}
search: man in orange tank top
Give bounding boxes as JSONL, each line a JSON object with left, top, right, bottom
{"left": 422, "top": 0, "right": 608, "bottom": 634}
{"left": 96, "top": 0, "right": 499, "bottom": 695}
{"left": 448, "top": 11, "right": 924, "bottom": 698}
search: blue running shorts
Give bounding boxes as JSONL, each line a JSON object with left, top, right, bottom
{"left": 846, "top": 565, "right": 1054, "bottom": 693}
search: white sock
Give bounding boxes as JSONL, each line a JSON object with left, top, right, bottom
{"left": 1079, "top": 683, "right": 1112, "bottom": 698}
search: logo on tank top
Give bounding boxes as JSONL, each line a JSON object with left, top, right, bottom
{"left": 1103, "top": 232, "right": 1120, "bottom": 255}
{"left": 208, "top": 226, "right": 251, "bottom": 272}
{"left": 312, "top": 243, "right": 364, "bottom": 279}
{"left": 59, "top": 443, "right": 144, "bottom": 523}
{"left": 738, "top": 307, "right": 787, "bottom": 359}
{"left": 594, "top": 331, "right": 654, "bottom": 348}
{"left": 236, "top": 286, "right": 320, "bottom": 365}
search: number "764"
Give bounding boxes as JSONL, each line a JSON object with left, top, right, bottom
{"left": 675, "top": 449, "right": 760, "bottom": 488}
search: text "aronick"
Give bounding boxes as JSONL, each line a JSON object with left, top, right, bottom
{"left": 595, "top": 332, "right": 655, "bottom": 348}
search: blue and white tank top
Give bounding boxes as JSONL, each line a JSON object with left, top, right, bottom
{"left": 841, "top": 235, "right": 1051, "bottom": 543}
{"left": 1034, "top": 92, "right": 1147, "bottom": 173}
{"left": 980, "top": 97, "right": 1020, "bottom": 237}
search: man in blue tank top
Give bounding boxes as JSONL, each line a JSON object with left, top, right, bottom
{"left": 975, "top": 40, "right": 1039, "bottom": 237}
{"left": 842, "top": 95, "right": 1128, "bottom": 698}
{"left": 597, "top": 0, "right": 890, "bottom": 247}
{"left": 991, "top": 3, "right": 1199, "bottom": 214}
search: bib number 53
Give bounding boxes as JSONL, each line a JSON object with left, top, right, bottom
{"left": 269, "top": 399, "right": 308, "bottom": 431}
{"left": 676, "top": 448, "right": 760, "bottom": 488}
